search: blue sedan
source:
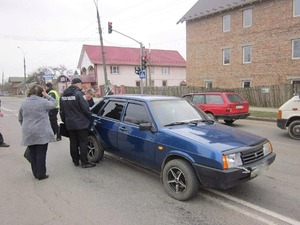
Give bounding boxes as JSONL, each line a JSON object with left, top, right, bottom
{"left": 87, "top": 95, "right": 276, "bottom": 201}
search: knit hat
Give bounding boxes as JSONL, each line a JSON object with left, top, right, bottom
{"left": 71, "top": 78, "right": 82, "bottom": 84}
{"left": 45, "top": 82, "right": 53, "bottom": 88}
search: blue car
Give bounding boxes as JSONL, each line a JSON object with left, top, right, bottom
{"left": 87, "top": 95, "right": 276, "bottom": 201}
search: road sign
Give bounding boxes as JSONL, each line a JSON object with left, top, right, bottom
{"left": 139, "top": 70, "right": 146, "bottom": 79}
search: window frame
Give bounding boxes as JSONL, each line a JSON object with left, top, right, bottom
{"left": 162, "top": 67, "right": 170, "bottom": 75}
{"left": 243, "top": 9, "right": 252, "bottom": 28}
{"left": 294, "top": 0, "right": 300, "bottom": 17}
{"left": 242, "top": 80, "right": 251, "bottom": 88}
{"left": 110, "top": 66, "right": 119, "bottom": 74}
{"left": 292, "top": 38, "right": 300, "bottom": 59}
{"left": 205, "top": 81, "right": 213, "bottom": 89}
{"left": 223, "top": 48, "right": 231, "bottom": 65}
{"left": 243, "top": 45, "right": 252, "bottom": 64}
{"left": 223, "top": 15, "right": 231, "bottom": 32}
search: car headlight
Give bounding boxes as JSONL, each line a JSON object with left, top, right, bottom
{"left": 263, "top": 141, "right": 273, "bottom": 156}
{"left": 222, "top": 153, "right": 243, "bottom": 169}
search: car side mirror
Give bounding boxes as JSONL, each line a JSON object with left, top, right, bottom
{"left": 139, "top": 122, "right": 153, "bottom": 131}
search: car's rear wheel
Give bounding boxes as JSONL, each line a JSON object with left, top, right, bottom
{"left": 206, "top": 112, "right": 216, "bottom": 121}
{"left": 162, "top": 159, "right": 199, "bottom": 201}
{"left": 87, "top": 135, "right": 104, "bottom": 163}
{"left": 224, "top": 119, "right": 235, "bottom": 125}
{"left": 288, "top": 120, "right": 300, "bottom": 140}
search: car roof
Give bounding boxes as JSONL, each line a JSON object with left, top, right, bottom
{"left": 103, "top": 94, "right": 181, "bottom": 102}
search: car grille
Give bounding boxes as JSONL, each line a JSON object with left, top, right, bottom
{"left": 241, "top": 147, "right": 264, "bottom": 164}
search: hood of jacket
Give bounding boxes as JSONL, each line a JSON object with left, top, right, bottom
{"left": 63, "top": 85, "right": 82, "bottom": 96}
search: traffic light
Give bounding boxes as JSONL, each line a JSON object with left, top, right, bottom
{"left": 135, "top": 66, "right": 140, "bottom": 75}
{"left": 142, "top": 56, "right": 147, "bottom": 70}
{"left": 108, "top": 22, "right": 113, "bottom": 34}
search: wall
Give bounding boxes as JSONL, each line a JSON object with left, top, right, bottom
{"left": 186, "top": 0, "right": 300, "bottom": 88}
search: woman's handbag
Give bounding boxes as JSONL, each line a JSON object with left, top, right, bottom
{"left": 59, "top": 123, "right": 69, "bottom": 137}
{"left": 24, "top": 147, "right": 31, "bottom": 163}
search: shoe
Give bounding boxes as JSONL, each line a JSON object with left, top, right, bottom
{"left": 56, "top": 137, "right": 62, "bottom": 141}
{"left": 0, "top": 142, "right": 9, "bottom": 147}
{"left": 82, "top": 162, "right": 96, "bottom": 168}
{"left": 73, "top": 161, "right": 79, "bottom": 167}
{"left": 37, "top": 175, "right": 49, "bottom": 180}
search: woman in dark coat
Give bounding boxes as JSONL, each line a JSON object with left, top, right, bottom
{"left": 18, "top": 84, "right": 58, "bottom": 180}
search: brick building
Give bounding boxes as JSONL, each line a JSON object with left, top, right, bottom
{"left": 178, "top": 0, "right": 300, "bottom": 88}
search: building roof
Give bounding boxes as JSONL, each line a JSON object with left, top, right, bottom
{"left": 8, "top": 77, "right": 25, "bottom": 83}
{"left": 78, "top": 45, "right": 186, "bottom": 68}
{"left": 177, "top": 0, "right": 260, "bottom": 24}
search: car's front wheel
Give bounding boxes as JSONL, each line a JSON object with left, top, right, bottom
{"left": 288, "top": 120, "right": 300, "bottom": 140}
{"left": 162, "top": 159, "right": 199, "bottom": 201}
{"left": 87, "top": 135, "right": 104, "bottom": 163}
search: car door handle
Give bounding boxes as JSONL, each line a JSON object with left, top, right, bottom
{"left": 119, "top": 126, "right": 127, "bottom": 131}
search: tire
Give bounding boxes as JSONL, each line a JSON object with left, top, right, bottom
{"left": 87, "top": 135, "right": 104, "bottom": 163}
{"left": 162, "top": 159, "right": 199, "bottom": 201}
{"left": 224, "top": 119, "right": 235, "bottom": 125}
{"left": 288, "top": 120, "right": 300, "bottom": 140}
{"left": 206, "top": 113, "right": 217, "bottom": 121}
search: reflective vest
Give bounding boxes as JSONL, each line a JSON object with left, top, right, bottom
{"left": 48, "top": 89, "right": 60, "bottom": 109}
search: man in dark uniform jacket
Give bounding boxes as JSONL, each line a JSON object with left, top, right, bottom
{"left": 59, "top": 78, "right": 95, "bottom": 168}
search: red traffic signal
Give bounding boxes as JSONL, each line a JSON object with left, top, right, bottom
{"left": 108, "top": 22, "right": 113, "bottom": 34}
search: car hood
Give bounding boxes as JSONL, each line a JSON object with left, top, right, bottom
{"left": 163, "top": 122, "right": 266, "bottom": 152}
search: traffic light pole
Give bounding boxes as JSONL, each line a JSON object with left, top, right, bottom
{"left": 110, "top": 29, "right": 144, "bottom": 95}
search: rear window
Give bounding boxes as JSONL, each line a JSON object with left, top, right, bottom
{"left": 226, "top": 94, "right": 245, "bottom": 103}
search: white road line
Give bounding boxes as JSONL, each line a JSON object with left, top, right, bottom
{"left": 206, "top": 189, "right": 300, "bottom": 225}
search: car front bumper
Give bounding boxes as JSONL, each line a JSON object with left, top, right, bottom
{"left": 193, "top": 152, "right": 276, "bottom": 190}
{"left": 277, "top": 119, "right": 287, "bottom": 130}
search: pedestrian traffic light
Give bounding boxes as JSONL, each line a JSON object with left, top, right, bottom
{"left": 135, "top": 66, "right": 140, "bottom": 75}
{"left": 142, "top": 56, "right": 147, "bottom": 70}
{"left": 108, "top": 22, "right": 113, "bottom": 34}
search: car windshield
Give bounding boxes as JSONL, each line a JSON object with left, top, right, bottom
{"left": 149, "top": 99, "right": 205, "bottom": 127}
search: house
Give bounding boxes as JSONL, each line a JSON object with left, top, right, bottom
{"left": 178, "top": 0, "right": 300, "bottom": 89}
{"left": 8, "top": 77, "right": 25, "bottom": 95}
{"left": 77, "top": 45, "right": 186, "bottom": 90}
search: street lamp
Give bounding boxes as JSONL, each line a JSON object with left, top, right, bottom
{"left": 18, "top": 46, "right": 26, "bottom": 84}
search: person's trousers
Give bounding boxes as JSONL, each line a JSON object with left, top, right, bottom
{"left": 68, "top": 129, "right": 89, "bottom": 165}
{"left": 29, "top": 144, "right": 48, "bottom": 179}
{"left": 49, "top": 108, "right": 61, "bottom": 139}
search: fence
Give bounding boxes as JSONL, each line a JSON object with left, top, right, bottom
{"left": 124, "top": 83, "right": 300, "bottom": 108}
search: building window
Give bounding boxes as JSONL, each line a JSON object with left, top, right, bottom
{"left": 162, "top": 80, "right": 167, "bottom": 86}
{"left": 243, "top": 9, "right": 252, "bottom": 28}
{"left": 223, "top": 48, "right": 231, "bottom": 65}
{"left": 292, "top": 39, "right": 300, "bottom": 59}
{"left": 243, "top": 46, "right": 252, "bottom": 63}
{"left": 205, "top": 81, "right": 213, "bottom": 88}
{"left": 294, "top": 0, "right": 300, "bottom": 17}
{"left": 162, "top": 67, "right": 169, "bottom": 75}
{"left": 242, "top": 80, "right": 251, "bottom": 88}
{"left": 110, "top": 66, "right": 119, "bottom": 74}
{"left": 223, "top": 15, "right": 231, "bottom": 32}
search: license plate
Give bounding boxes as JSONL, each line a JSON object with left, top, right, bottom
{"left": 236, "top": 105, "right": 244, "bottom": 109}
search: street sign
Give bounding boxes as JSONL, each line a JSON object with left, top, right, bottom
{"left": 139, "top": 70, "right": 146, "bottom": 79}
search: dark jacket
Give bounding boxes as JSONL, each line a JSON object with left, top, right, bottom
{"left": 60, "top": 85, "right": 91, "bottom": 130}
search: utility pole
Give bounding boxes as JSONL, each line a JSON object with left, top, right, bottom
{"left": 17, "top": 47, "right": 26, "bottom": 84}
{"left": 108, "top": 26, "right": 145, "bottom": 95}
{"left": 93, "top": 0, "right": 108, "bottom": 95}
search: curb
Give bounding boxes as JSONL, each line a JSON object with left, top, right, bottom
{"left": 246, "top": 116, "right": 276, "bottom": 122}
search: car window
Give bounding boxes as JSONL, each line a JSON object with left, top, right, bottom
{"left": 226, "top": 94, "right": 245, "bottom": 102}
{"left": 192, "top": 95, "right": 205, "bottom": 104}
{"left": 206, "top": 95, "right": 224, "bottom": 104}
{"left": 183, "top": 95, "right": 192, "bottom": 101}
{"left": 91, "top": 99, "right": 106, "bottom": 115}
{"left": 101, "top": 101, "right": 124, "bottom": 120}
{"left": 124, "top": 103, "right": 150, "bottom": 125}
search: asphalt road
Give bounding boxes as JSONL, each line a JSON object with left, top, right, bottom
{"left": 0, "top": 96, "right": 299, "bottom": 225}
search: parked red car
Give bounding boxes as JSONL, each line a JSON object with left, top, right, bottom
{"left": 183, "top": 92, "right": 250, "bottom": 125}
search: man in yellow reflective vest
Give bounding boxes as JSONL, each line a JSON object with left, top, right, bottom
{"left": 46, "top": 83, "right": 61, "bottom": 141}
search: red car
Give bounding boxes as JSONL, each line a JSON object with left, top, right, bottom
{"left": 183, "top": 92, "right": 250, "bottom": 125}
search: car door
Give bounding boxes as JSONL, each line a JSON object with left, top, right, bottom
{"left": 93, "top": 100, "right": 125, "bottom": 154}
{"left": 117, "top": 101, "right": 157, "bottom": 169}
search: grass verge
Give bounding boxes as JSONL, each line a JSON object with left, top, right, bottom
{"left": 249, "top": 110, "right": 277, "bottom": 119}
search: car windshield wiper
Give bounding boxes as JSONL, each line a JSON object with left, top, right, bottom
{"left": 200, "top": 119, "right": 215, "bottom": 124}
{"left": 164, "top": 121, "right": 189, "bottom": 127}
{"left": 188, "top": 119, "right": 201, "bottom": 125}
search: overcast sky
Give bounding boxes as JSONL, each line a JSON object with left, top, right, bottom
{"left": 0, "top": 0, "right": 197, "bottom": 81}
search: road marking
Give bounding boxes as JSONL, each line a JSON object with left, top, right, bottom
{"left": 205, "top": 189, "right": 300, "bottom": 225}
